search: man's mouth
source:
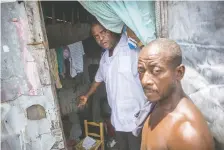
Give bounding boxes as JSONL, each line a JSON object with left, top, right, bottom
{"left": 102, "top": 42, "right": 107, "bottom": 47}
{"left": 144, "top": 88, "right": 156, "bottom": 94}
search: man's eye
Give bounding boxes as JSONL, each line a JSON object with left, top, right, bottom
{"left": 152, "top": 68, "right": 161, "bottom": 74}
{"left": 138, "top": 69, "right": 145, "bottom": 74}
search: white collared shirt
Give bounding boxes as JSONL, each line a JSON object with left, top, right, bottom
{"left": 95, "top": 34, "right": 146, "bottom": 132}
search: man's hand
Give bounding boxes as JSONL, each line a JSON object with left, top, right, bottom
{"left": 78, "top": 95, "right": 88, "bottom": 108}
{"left": 77, "top": 81, "right": 101, "bottom": 109}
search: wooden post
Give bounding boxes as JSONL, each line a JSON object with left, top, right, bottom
{"left": 77, "top": 8, "right": 79, "bottom": 23}
{"left": 84, "top": 120, "right": 88, "bottom": 137}
{"left": 52, "top": 4, "right": 56, "bottom": 24}
{"left": 71, "top": 8, "right": 74, "bottom": 24}
{"left": 62, "top": 12, "right": 65, "bottom": 23}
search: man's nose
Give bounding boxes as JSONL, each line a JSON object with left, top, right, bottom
{"left": 141, "top": 72, "right": 154, "bottom": 86}
{"left": 99, "top": 35, "right": 104, "bottom": 41}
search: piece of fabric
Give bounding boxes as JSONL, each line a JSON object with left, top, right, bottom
{"left": 95, "top": 34, "right": 146, "bottom": 132}
{"left": 123, "top": 26, "right": 137, "bottom": 49}
{"left": 115, "top": 131, "right": 141, "bottom": 150}
{"left": 56, "top": 47, "right": 64, "bottom": 76}
{"left": 125, "top": 26, "right": 144, "bottom": 49}
{"left": 79, "top": 1, "right": 123, "bottom": 33}
{"left": 68, "top": 41, "right": 85, "bottom": 78}
{"left": 132, "top": 102, "right": 156, "bottom": 137}
{"left": 63, "top": 46, "right": 70, "bottom": 59}
{"left": 79, "top": 1, "right": 156, "bottom": 45}
{"left": 49, "top": 49, "right": 62, "bottom": 89}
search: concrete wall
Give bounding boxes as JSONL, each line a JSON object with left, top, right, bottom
{"left": 168, "top": 1, "right": 224, "bottom": 148}
{"left": 1, "top": 2, "right": 65, "bottom": 150}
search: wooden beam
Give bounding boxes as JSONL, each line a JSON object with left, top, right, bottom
{"left": 87, "top": 122, "right": 100, "bottom": 127}
{"left": 88, "top": 133, "right": 101, "bottom": 138}
{"left": 52, "top": 4, "right": 56, "bottom": 24}
{"left": 71, "top": 8, "right": 74, "bottom": 24}
{"left": 62, "top": 12, "right": 65, "bottom": 23}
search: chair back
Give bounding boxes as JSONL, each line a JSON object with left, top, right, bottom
{"left": 84, "top": 120, "right": 104, "bottom": 150}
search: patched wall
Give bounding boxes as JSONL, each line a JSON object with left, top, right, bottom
{"left": 168, "top": 1, "right": 224, "bottom": 149}
{"left": 1, "top": 2, "right": 65, "bottom": 150}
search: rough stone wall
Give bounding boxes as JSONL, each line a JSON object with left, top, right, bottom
{"left": 1, "top": 2, "right": 65, "bottom": 150}
{"left": 168, "top": 1, "right": 224, "bottom": 149}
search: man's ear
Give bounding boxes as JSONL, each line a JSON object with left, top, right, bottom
{"left": 175, "top": 64, "right": 185, "bottom": 80}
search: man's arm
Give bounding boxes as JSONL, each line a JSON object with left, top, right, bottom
{"left": 78, "top": 59, "right": 104, "bottom": 107}
{"left": 85, "top": 81, "right": 102, "bottom": 98}
{"left": 168, "top": 121, "right": 215, "bottom": 150}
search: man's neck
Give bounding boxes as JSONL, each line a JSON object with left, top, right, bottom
{"left": 157, "top": 85, "right": 185, "bottom": 112}
{"left": 109, "top": 49, "right": 114, "bottom": 57}
{"left": 108, "top": 35, "right": 121, "bottom": 57}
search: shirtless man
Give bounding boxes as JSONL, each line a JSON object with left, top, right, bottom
{"left": 138, "top": 38, "right": 215, "bottom": 150}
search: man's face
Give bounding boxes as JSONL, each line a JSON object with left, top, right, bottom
{"left": 91, "top": 24, "right": 116, "bottom": 50}
{"left": 138, "top": 45, "right": 176, "bottom": 102}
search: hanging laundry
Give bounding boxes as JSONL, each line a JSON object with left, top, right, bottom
{"left": 49, "top": 49, "right": 62, "bottom": 89}
{"left": 56, "top": 47, "right": 65, "bottom": 77}
{"left": 68, "top": 41, "right": 85, "bottom": 78}
{"left": 63, "top": 45, "right": 71, "bottom": 59}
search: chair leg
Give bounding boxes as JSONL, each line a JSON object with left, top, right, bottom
{"left": 100, "top": 122, "right": 104, "bottom": 150}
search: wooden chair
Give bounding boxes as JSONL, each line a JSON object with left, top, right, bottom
{"left": 75, "top": 120, "right": 104, "bottom": 150}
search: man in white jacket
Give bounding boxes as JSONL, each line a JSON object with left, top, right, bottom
{"left": 78, "top": 21, "right": 146, "bottom": 150}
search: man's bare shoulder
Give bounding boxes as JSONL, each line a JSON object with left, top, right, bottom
{"left": 168, "top": 97, "right": 215, "bottom": 150}
{"left": 168, "top": 120, "right": 215, "bottom": 150}
{"left": 174, "top": 97, "right": 206, "bottom": 122}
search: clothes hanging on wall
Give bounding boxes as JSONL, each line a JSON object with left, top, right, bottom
{"left": 63, "top": 45, "right": 71, "bottom": 59}
{"left": 68, "top": 41, "right": 85, "bottom": 78}
{"left": 49, "top": 49, "right": 62, "bottom": 89}
{"left": 56, "top": 47, "right": 65, "bottom": 77}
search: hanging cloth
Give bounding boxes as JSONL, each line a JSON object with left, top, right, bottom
{"left": 56, "top": 47, "right": 65, "bottom": 77}
{"left": 68, "top": 41, "right": 85, "bottom": 78}
{"left": 49, "top": 49, "right": 62, "bottom": 89}
{"left": 79, "top": 1, "right": 156, "bottom": 45}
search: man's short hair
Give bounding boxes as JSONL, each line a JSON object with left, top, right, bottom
{"left": 149, "top": 38, "right": 182, "bottom": 68}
